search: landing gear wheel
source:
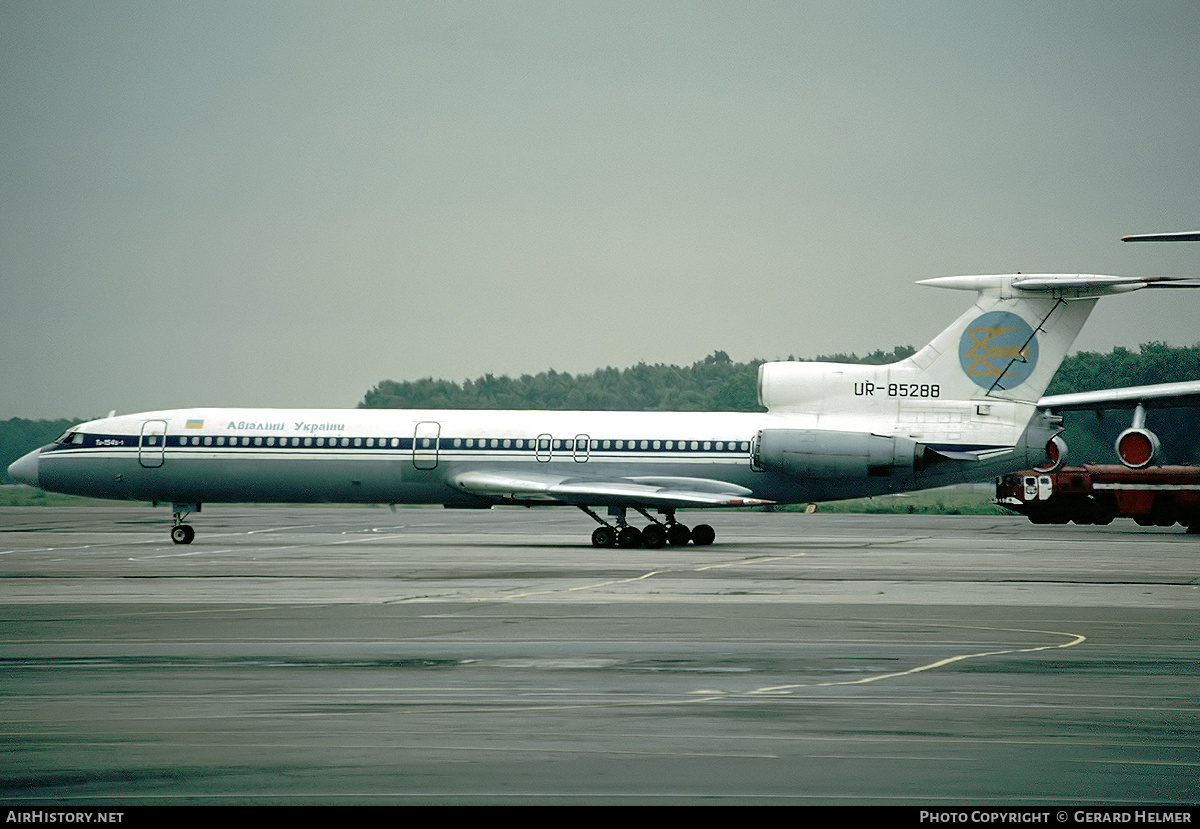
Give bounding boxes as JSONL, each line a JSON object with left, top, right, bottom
{"left": 667, "top": 523, "right": 692, "bottom": 546}
{"left": 690, "top": 524, "right": 715, "bottom": 546}
{"left": 641, "top": 524, "right": 667, "bottom": 549}
{"left": 591, "top": 526, "right": 617, "bottom": 548}
{"left": 171, "top": 524, "right": 195, "bottom": 545}
{"left": 617, "top": 527, "right": 643, "bottom": 548}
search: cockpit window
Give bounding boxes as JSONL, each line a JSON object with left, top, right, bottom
{"left": 55, "top": 430, "right": 83, "bottom": 445}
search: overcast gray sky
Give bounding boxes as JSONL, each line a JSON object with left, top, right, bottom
{"left": 3, "top": 0, "right": 1198, "bottom": 420}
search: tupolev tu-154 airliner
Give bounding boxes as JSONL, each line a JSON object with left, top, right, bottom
{"left": 9, "top": 272, "right": 1200, "bottom": 547}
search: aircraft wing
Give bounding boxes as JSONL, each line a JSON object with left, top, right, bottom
{"left": 1038, "top": 380, "right": 1200, "bottom": 413}
{"left": 1121, "top": 231, "right": 1200, "bottom": 242}
{"left": 451, "top": 470, "right": 774, "bottom": 508}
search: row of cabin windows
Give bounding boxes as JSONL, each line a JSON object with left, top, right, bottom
{"left": 178, "top": 435, "right": 400, "bottom": 448}
{"left": 451, "top": 438, "right": 749, "bottom": 452}
{"left": 167, "top": 435, "right": 751, "bottom": 452}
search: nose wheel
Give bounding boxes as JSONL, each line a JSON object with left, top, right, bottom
{"left": 170, "top": 503, "right": 200, "bottom": 545}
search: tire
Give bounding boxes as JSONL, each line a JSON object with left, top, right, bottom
{"left": 1088, "top": 498, "right": 1117, "bottom": 526}
{"left": 641, "top": 525, "right": 667, "bottom": 549}
{"left": 171, "top": 524, "right": 195, "bottom": 545}
{"left": 667, "top": 524, "right": 692, "bottom": 546}
{"left": 690, "top": 524, "right": 715, "bottom": 546}
{"left": 617, "top": 527, "right": 642, "bottom": 548}
{"left": 591, "top": 526, "right": 617, "bottom": 548}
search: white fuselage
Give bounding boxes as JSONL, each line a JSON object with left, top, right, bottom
{"left": 24, "top": 404, "right": 1051, "bottom": 510}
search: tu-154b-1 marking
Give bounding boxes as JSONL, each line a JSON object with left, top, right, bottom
{"left": 9, "top": 270, "right": 1200, "bottom": 547}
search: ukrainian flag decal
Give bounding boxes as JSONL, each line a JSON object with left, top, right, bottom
{"left": 185, "top": 419, "right": 205, "bottom": 429}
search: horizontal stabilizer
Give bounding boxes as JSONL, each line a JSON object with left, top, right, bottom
{"left": 919, "top": 273, "right": 1200, "bottom": 297}
{"left": 1012, "top": 274, "right": 1200, "bottom": 292}
{"left": 1122, "top": 231, "right": 1200, "bottom": 242}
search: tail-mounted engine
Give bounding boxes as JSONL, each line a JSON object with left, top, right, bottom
{"left": 754, "top": 429, "right": 924, "bottom": 478}
{"left": 1115, "top": 403, "right": 1159, "bottom": 469}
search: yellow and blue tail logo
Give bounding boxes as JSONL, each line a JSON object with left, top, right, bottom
{"left": 958, "top": 311, "right": 1038, "bottom": 390}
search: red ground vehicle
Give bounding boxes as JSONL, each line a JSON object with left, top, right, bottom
{"left": 996, "top": 465, "right": 1200, "bottom": 533}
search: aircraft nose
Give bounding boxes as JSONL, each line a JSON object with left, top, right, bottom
{"left": 7, "top": 449, "right": 40, "bottom": 488}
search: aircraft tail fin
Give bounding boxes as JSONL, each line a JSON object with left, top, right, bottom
{"left": 900, "top": 275, "right": 1091, "bottom": 406}
{"left": 757, "top": 273, "right": 1198, "bottom": 416}
{"left": 901, "top": 273, "right": 1199, "bottom": 405}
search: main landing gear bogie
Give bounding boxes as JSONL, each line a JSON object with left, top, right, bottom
{"left": 581, "top": 506, "right": 715, "bottom": 549}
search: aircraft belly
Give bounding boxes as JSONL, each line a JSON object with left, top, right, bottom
{"left": 39, "top": 451, "right": 451, "bottom": 505}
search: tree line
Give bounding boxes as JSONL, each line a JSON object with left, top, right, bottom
{"left": 359, "top": 347, "right": 919, "bottom": 413}
{"left": 0, "top": 419, "right": 80, "bottom": 484}
{"left": 3, "top": 343, "right": 1198, "bottom": 482}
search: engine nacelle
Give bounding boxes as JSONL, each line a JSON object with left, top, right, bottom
{"left": 1115, "top": 427, "right": 1159, "bottom": 469}
{"left": 756, "top": 361, "right": 831, "bottom": 410}
{"left": 755, "top": 429, "right": 924, "bottom": 478}
{"left": 1033, "top": 434, "right": 1067, "bottom": 472}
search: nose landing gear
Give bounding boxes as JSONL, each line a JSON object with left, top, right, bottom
{"left": 170, "top": 503, "right": 200, "bottom": 545}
